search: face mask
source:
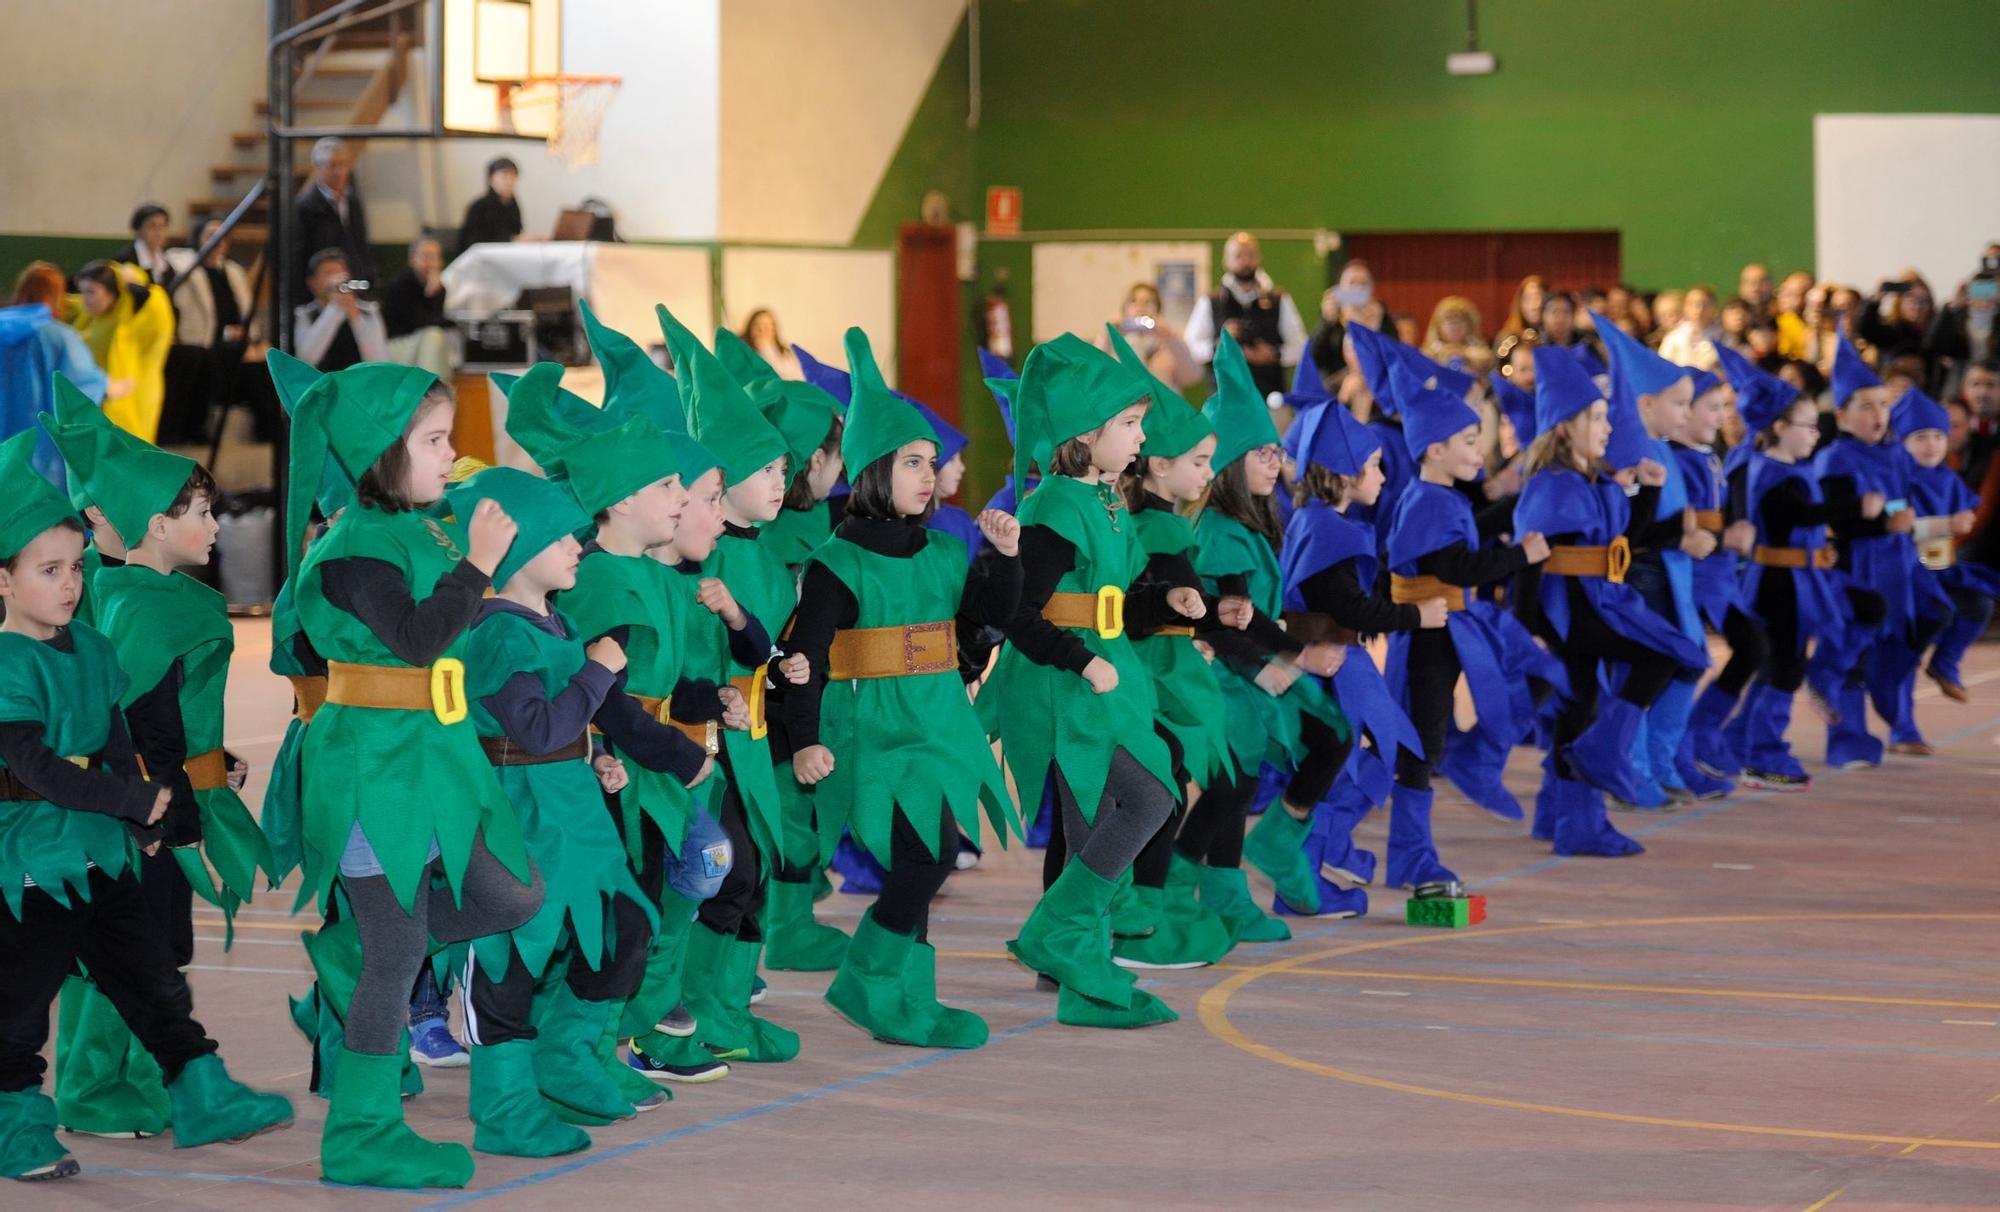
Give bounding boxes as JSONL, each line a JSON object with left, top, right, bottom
{"left": 1334, "top": 284, "right": 1371, "bottom": 308}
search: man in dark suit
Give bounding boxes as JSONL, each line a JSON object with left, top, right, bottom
{"left": 291, "top": 137, "right": 374, "bottom": 310}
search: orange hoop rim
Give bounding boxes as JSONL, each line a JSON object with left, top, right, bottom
{"left": 493, "top": 73, "right": 623, "bottom": 91}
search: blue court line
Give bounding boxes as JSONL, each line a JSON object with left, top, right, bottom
{"left": 412, "top": 1013, "right": 1061, "bottom": 1210}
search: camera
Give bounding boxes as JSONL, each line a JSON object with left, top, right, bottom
{"left": 336, "top": 279, "right": 371, "bottom": 295}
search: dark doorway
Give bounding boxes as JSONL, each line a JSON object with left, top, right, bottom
{"left": 1340, "top": 231, "right": 1622, "bottom": 344}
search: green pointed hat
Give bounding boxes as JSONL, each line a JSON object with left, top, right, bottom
{"left": 42, "top": 370, "right": 138, "bottom": 514}
{"left": 496, "top": 364, "right": 719, "bottom": 492}
{"left": 840, "top": 327, "right": 936, "bottom": 473}
{"left": 0, "top": 431, "right": 82, "bottom": 562}
{"left": 268, "top": 349, "right": 355, "bottom": 519}
{"left": 284, "top": 362, "right": 439, "bottom": 579}
{"left": 40, "top": 373, "right": 197, "bottom": 546}
{"left": 1204, "top": 329, "right": 1280, "bottom": 471}
{"left": 716, "top": 327, "right": 841, "bottom": 476}
{"left": 443, "top": 465, "right": 589, "bottom": 588}
{"left": 1105, "top": 323, "right": 1210, "bottom": 460}
{"left": 578, "top": 299, "right": 688, "bottom": 439}
{"left": 500, "top": 361, "right": 684, "bottom": 515}
{"left": 658, "top": 306, "right": 788, "bottom": 488}
{"left": 1012, "top": 333, "right": 1150, "bottom": 494}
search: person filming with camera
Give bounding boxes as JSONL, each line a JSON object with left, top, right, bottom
{"left": 293, "top": 247, "right": 388, "bottom": 372}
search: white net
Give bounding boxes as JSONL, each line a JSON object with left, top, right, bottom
{"left": 505, "top": 75, "right": 621, "bottom": 171}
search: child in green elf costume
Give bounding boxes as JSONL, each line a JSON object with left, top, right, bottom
{"left": 38, "top": 375, "right": 276, "bottom": 1140}
{"left": 0, "top": 429, "right": 291, "bottom": 1185}
{"left": 980, "top": 333, "right": 1205, "bottom": 1029}
{"left": 289, "top": 363, "right": 545, "bottom": 1189}
{"left": 781, "top": 328, "right": 1022, "bottom": 1047}
{"left": 1178, "top": 332, "right": 1348, "bottom": 941}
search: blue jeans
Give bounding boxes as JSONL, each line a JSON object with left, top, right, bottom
{"left": 666, "top": 807, "right": 731, "bottom": 903}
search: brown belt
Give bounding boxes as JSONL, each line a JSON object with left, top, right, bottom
{"left": 184, "top": 748, "right": 229, "bottom": 792}
{"left": 610, "top": 692, "right": 720, "bottom": 757}
{"left": 1692, "top": 509, "right": 1725, "bottom": 532}
{"left": 729, "top": 669, "right": 768, "bottom": 741}
{"left": 1042, "top": 586, "right": 1126, "bottom": 638}
{"left": 1918, "top": 535, "right": 1957, "bottom": 570}
{"left": 1542, "top": 536, "right": 1633, "bottom": 584}
{"left": 288, "top": 675, "right": 327, "bottom": 725}
{"left": 1281, "top": 611, "right": 1358, "bottom": 647}
{"left": 0, "top": 755, "right": 91, "bottom": 802}
{"left": 480, "top": 732, "right": 590, "bottom": 766}
{"left": 1150, "top": 625, "right": 1197, "bottom": 639}
{"left": 1753, "top": 545, "right": 1838, "bottom": 570}
{"left": 1388, "top": 574, "right": 1468, "bottom": 612}
{"left": 326, "top": 660, "right": 469, "bottom": 724}
{"left": 828, "top": 621, "right": 957, "bottom": 681}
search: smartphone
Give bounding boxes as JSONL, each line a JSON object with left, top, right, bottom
{"left": 1884, "top": 498, "right": 1910, "bottom": 516}
{"left": 1970, "top": 277, "right": 1999, "bottom": 302}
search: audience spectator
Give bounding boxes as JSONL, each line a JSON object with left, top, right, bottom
{"left": 1185, "top": 232, "right": 1308, "bottom": 397}
{"left": 71, "top": 260, "right": 173, "bottom": 441}
{"left": 1649, "top": 289, "right": 1684, "bottom": 344}
{"left": 1657, "top": 284, "right": 1721, "bottom": 369}
{"left": 294, "top": 247, "right": 387, "bottom": 372}
{"left": 1498, "top": 274, "right": 1547, "bottom": 341}
{"left": 159, "top": 218, "right": 255, "bottom": 445}
{"left": 1738, "top": 262, "right": 1774, "bottom": 321}
{"left": 1422, "top": 295, "right": 1493, "bottom": 372}
{"left": 740, "top": 307, "right": 804, "bottom": 381}
{"left": 1096, "top": 283, "right": 1199, "bottom": 389}
{"left": 1859, "top": 272, "right": 1939, "bottom": 388}
{"left": 1626, "top": 292, "right": 1654, "bottom": 339}
{"left": 1928, "top": 254, "right": 2000, "bottom": 399}
{"left": 292, "top": 137, "right": 374, "bottom": 308}
{"left": 1304, "top": 260, "right": 1393, "bottom": 391}
{"left": 455, "top": 157, "right": 525, "bottom": 258}
{"left": 2, "top": 263, "right": 107, "bottom": 480}
{"left": 1718, "top": 295, "right": 1753, "bottom": 352}
{"left": 111, "top": 203, "right": 177, "bottom": 289}
{"left": 382, "top": 234, "right": 452, "bottom": 380}
{"left": 1774, "top": 271, "right": 1815, "bottom": 359}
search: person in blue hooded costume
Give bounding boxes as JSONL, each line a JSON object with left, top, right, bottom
{"left": 1802, "top": 328, "right": 1914, "bottom": 770}
{"left": 1876, "top": 388, "right": 1992, "bottom": 751}
{"left": 1381, "top": 369, "right": 1550, "bottom": 888}
{"left": 1277, "top": 398, "right": 1444, "bottom": 914}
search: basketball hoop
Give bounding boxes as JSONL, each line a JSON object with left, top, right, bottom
{"left": 494, "top": 74, "right": 621, "bottom": 170}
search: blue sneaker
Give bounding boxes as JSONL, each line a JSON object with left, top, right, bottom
{"left": 408, "top": 1016, "right": 467, "bottom": 1068}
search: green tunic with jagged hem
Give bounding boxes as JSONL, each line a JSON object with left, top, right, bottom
{"left": 689, "top": 530, "right": 791, "bottom": 857}
{"left": 761, "top": 500, "right": 832, "bottom": 570}
{"left": 295, "top": 506, "right": 528, "bottom": 913}
{"left": 1128, "top": 506, "right": 1232, "bottom": 789}
{"left": 556, "top": 549, "right": 695, "bottom": 858}
{"left": 809, "top": 531, "right": 1020, "bottom": 866}
{"left": 92, "top": 565, "right": 275, "bottom": 923}
{"left": 1192, "top": 511, "right": 1348, "bottom": 774}
{"left": 260, "top": 575, "right": 311, "bottom": 888}
{"left": 0, "top": 625, "right": 137, "bottom": 920}
{"left": 464, "top": 607, "right": 655, "bottom": 980}
{"left": 977, "top": 476, "right": 1174, "bottom": 823}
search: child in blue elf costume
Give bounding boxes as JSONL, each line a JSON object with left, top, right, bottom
{"left": 1513, "top": 346, "right": 1708, "bottom": 855}
{"left": 1803, "top": 329, "right": 1915, "bottom": 770}
{"left": 1381, "top": 368, "right": 1550, "bottom": 888}
{"left": 1878, "top": 387, "right": 1995, "bottom": 749}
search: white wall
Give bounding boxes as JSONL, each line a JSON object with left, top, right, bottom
{"left": 1815, "top": 114, "right": 2000, "bottom": 298}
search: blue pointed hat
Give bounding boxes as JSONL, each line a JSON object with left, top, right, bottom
{"left": 1532, "top": 343, "right": 1605, "bottom": 440}
{"left": 1489, "top": 370, "right": 1537, "bottom": 448}
{"left": 1604, "top": 390, "right": 1654, "bottom": 471}
{"left": 977, "top": 348, "right": 1020, "bottom": 442}
{"left": 1831, "top": 324, "right": 1882, "bottom": 408}
{"left": 1594, "top": 311, "right": 1693, "bottom": 401}
{"left": 907, "top": 394, "right": 969, "bottom": 466}
{"left": 1345, "top": 323, "right": 1401, "bottom": 417}
{"left": 1690, "top": 369, "right": 1722, "bottom": 400}
{"left": 1713, "top": 341, "right": 1801, "bottom": 433}
{"left": 1393, "top": 359, "right": 1480, "bottom": 459}
{"left": 790, "top": 342, "right": 852, "bottom": 414}
{"left": 1393, "top": 341, "right": 1476, "bottom": 401}
{"left": 1891, "top": 386, "right": 1949, "bottom": 437}
{"left": 792, "top": 342, "right": 965, "bottom": 464}
{"left": 1568, "top": 341, "right": 1609, "bottom": 381}
{"left": 977, "top": 347, "right": 1017, "bottom": 383}
{"left": 1293, "top": 401, "right": 1381, "bottom": 477}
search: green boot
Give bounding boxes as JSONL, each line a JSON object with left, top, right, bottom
{"left": 724, "top": 938, "right": 801, "bottom": 1062}
{"left": 904, "top": 939, "right": 989, "bottom": 1049}
{"left": 824, "top": 910, "right": 926, "bottom": 1044}
{"left": 760, "top": 878, "right": 849, "bottom": 971}
{"left": 470, "top": 1042, "right": 590, "bottom": 1158}
{"left": 53, "top": 977, "right": 169, "bottom": 1137}
{"left": 165, "top": 1054, "right": 292, "bottom": 1148}
{"left": 528, "top": 980, "right": 634, "bottom": 1125}
{"left": 619, "top": 892, "right": 697, "bottom": 1046}
{"left": 1198, "top": 865, "right": 1291, "bottom": 942}
{"left": 596, "top": 1003, "right": 676, "bottom": 1104}
{"left": 0, "top": 1089, "right": 73, "bottom": 1181}
{"left": 1008, "top": 862, "right": 1136, "bottom": 1007}
{"left": 1164, "top": 853, "right": 1237, "bottom": 954}
{"left": 1055, "top": 984, "right": 1180, "bottom": 1029}
{"left": 1243, "top": 803, "right": 1321, "bottom": 915}
{"left": 1107, "top": 869, "right": 1159, "bottom": 940}
{"left": 321, "top": 1048, "right": 473, "bottom": 1189}
{"left": 1112, "top": 885, "right": 1232, "bottom": 969}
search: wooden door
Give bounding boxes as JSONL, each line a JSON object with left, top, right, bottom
{"left": 896, "top": 223, "right": 962, "bottom": 438}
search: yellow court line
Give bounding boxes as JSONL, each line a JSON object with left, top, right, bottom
{"left": 1272, "top": 966, "right": 2000, "bottom": 1012}
{"left": 1197, "top": 912, "right": 2000, "bottom": 1151}
{"left": 1800, "top": 1187, "right": 1847, "bottom": 1212}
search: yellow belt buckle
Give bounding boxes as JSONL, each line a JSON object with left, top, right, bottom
{"left": 746, "top": 666, "right": 769, "bottom": 741}
{"left": 1094, "top": 584, "right": 1125, "bottom": 640}
{"left": 430, "top": 658, "right": 468, "bottom": 725}
{"left": 1606, "top": 536, "right": 1632, "bottom": 586}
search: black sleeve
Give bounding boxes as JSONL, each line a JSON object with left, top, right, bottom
{"left": 122, "top": 662, "right": 198, "bottom": 846}
{"left": 1819, "top": 473, "right": 1890, "bottom": 538}
{"left": 959, "top": 547, "right": 1022, "bottom": 630}
{"left": 1299, "top": 561, "right": 1420, "bottom": 635}
{"left": 726, "top": 612, "right": 774, "bottom": 670}
{"left": 320, "top": 555, "right": 491, "bottom": 667}
{"left": 668, "top": 678, "right": 725, "bottom": 724}
{"left": 593, "top": 667, "right": 709, "bottom": 785}
{"left": 0, "top": 717, "right": 160, "bottom": 831}
{"left": 1126, "top": 552, "right": 1199, "bottom": 638}
{"left": 1626, "top": 486, "right": 1686, "bottom": 549}
{"left": 1420, "top": 538, "right": 1531, "bottom": 587}
{"left": 777, "top": 561, "right": 860, "bottom": 751}
{"left": 1472, "top": 489, "right": 1518, "bottom": 542}
{"left": 1726, "top": 463, "right": 1752, "bottom": 525}
{"left": 1003, "top": 525, "right": 1094, "bottom": 674}
{"left": 1761, "top": 477, "right": 1843, "bottom": 532}
{"left": 480, "top": 663, "right": 615, "bottom": 755}
{"left": 1213, "top": 572, "right": 1251, "bottom": 597}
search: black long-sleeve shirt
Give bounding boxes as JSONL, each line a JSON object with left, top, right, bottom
{"left": 0, "top": 630, "right": 161, "bottom": 844}
{"left": 319, "top": 555, "right": 491, "bottom": 667}
{"left": 1296, "top": 561, "right": 1419, "bottom": 637}
{"left": 781, "top": 516, "right": 1021, "bottom": 749}
{"left": 474, "top": 600, "right": 616, "bottom": 754}
{"left": 123, "top": 658, "right": 199, "bottom": 846}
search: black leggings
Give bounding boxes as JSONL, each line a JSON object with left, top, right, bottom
{"left": 1394, "top": 627, "right": 1461, "bottom": 790}
{"left": 1285, "top": 713, "right": 1355, "bottom": 808}
{"left": 1174, "top": 759, "right": 1256, "bottom": 869}
{"left": 1529, "top": 593, "right": 1680, "bottom": 752}
{"left": 1046, "top": 729, "right": 1187, "bottom": 891}
{"left": 695, "top": 780, "right": 764, "bottom": 941}
{"left": 465, "top": 889, "right": 654, "bottom": 1046}
{"left": 1050, "top": 748, "right": 1176, "bottom": 882}
{"left": 869, "top": 809, "right": 960, "bottom": 938}
{"left": 1713, "top": 605, "right": 1776, "bottom": 696}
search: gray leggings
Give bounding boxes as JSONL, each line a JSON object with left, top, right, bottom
{"left": 342, "top": 835, "right": 543, "bottom": 1055}
{"left": 1053, "top": 748, "right": 1175, "bottom": 882}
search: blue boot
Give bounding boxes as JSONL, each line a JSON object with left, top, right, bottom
{"left": 1688, "top": 681, "right": 1744, "bottom": 778}
{"left": 1384, "top": 784, "right": 1458, "bottom": 891}
{"left": 1439, "top": 725, "right": 1524, "bottom": 821}
{"left": 1825, "top": 678, "right": 1883, "bottom": 770}
{"left": 1929, "top": 598, "right": 1990, "bottom": 693}
{"left": 1531, "top": 752, "right": 1560, "bottom": 842}
{"left": 1274, "top": 881, "right": 1368, "bottom": 918}
{"left": 1549, "top": 773, "right": 1644, "bottom": 858}
{"left": 1564, "top": 697, "right": 1651, "bottom": 805}
{"left": 1740, "top": 683, "right": 1810, "bottom": 789}
{"left": 830, "top": 833, "right": 885, "bottom": 895}
{"left": 1646, "top": 677, "right": 1697, "bottom": 797}
{"left": 1309, "top": 781, "right": 1376, "bottom": 886}
{"left": 1674, "top": 730, "right": 1734, "bottom": 799}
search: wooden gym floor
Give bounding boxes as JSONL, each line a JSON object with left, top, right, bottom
{"left": 32, "top": 620, "right": 2000, "bottom": 1211}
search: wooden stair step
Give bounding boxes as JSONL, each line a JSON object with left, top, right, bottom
{"left": 252, "top": 98, "right": 351, "bottom": 116}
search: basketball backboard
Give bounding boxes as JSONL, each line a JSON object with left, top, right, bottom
{"left": 440, "top": 0, "right": 562, "bottom": 137}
